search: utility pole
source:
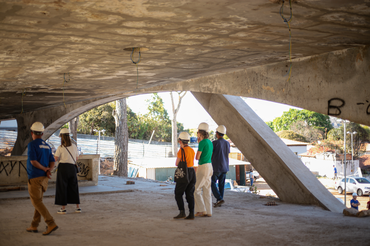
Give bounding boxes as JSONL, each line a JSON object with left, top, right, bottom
{"left": 343, "top": 120, "right": 348, "bottom": 207}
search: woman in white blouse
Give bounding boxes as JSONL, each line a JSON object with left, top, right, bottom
{"left": 54, "top": 128, "right": 81, "bottom": 214}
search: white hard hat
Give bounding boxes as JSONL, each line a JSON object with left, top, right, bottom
{"left": 30, "top": 122, "right": 44, "bottom": 132}
{"left": 178, "top": 132, "right": 190, "bottom": 141}
{"left": 352, "top": 192, "right": 358, "bottom": 197}
{"left": 59, "top": 128, "right": 70, "bottom": 136}
{"left": 198, "top": 122, "right": 209, "bottom": 132}
{"left": 216, "top": 125, "right": 226, "bottom": 134}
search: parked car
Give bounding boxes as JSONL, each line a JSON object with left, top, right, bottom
{"left": 246, "top": 170, "right": 260, "bottom": 181}
{"left": 335, "top": 177, "right": 370, "bottom": 196}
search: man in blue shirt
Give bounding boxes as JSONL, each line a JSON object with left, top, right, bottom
{"left": 26, "top": 122, "right": 58, "bottom": 236}
{"left": 211, "top": 125, "right": 230, "bottom": 207}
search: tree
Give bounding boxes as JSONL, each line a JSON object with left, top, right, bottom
{"left": 112, "top": 98, "right": 128, "bottom": 177}
{"left": 170, "top": 91, "right": 187, "bottom": 157}
{"left": 276, "top": 130, "right": 307, "bottom": 142}
{"left": 69, "top": 117, "right": 78, "bottom": 143}
{"left": 327, "top": 122, "right": 370, "bottom": 157}
{"left": 78, "top": 103, "right": 115, "bottom": 136}
{"left": 307, "top": 139, "right": 342, "bottom": 155}
{"left": 144, "top": 93, "right": 172, "bottom": 142}
{"left": 76, "top": 94, "right": 187, "bottom": 143}
{"left": 327, "top": 128, "right": 342, "bottom": 141}
{"left": 268, "top": 109, "right": 332, "bottom": 134}
{"left": 266, "top": 121, "right": 274, "bottom": 131}
{"left": 290, "top": 120, "right": 323, "bottom": 143}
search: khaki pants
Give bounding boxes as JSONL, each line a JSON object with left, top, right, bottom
{"left": 28, "top": 176, "right": 56, "bottom": 228}
{"left": 194, "top": 163, "right": 213, "bottom": 215}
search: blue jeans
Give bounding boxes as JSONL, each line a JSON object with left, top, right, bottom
{"left": 250, "top": 178, "right": 254, "bottom": 187}
{"left": 211, "top": 172, "right": 227, "bottom": 201}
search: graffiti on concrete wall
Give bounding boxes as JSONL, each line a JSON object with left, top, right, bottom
{"left": 0, "top": 161, "right": 27, "bottom": 177}
{"left": 328, "top": 98, "right": 370, "bottom": 116}
{"left": 77, "top": 161, "right": 90, "bottom": 178}
{"left": 357, "top": 100, "right": 370, "bottom": 115}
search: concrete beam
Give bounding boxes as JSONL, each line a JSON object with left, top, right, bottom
{"left": 192, "top": 92, "right": 344, "bottom": 213}
{"left": 148, "top": 46, "right": 370, "bottom": 126}
{"left": 11, "top": 94, "right": 130, "bottom": 155}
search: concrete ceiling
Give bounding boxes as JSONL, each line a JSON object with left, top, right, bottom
{"left": 1, "top": 0, "right": 370, "bottom": 120}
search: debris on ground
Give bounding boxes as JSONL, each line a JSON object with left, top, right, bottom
{"left": 343, "top": 207, "right": 370, "bottom": 217}
{"left": 0, "top": 147, "right": 12, "bottom": 156}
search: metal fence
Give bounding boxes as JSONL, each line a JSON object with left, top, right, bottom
{"left": 0, "top": 130, "right": 196, "bottom": 159}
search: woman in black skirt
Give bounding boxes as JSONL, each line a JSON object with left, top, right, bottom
{"left": 54, "top": 128, "right": 81, "bottom": 214}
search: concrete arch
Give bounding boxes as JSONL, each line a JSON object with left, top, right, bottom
{"left": 12, "top": 94, "right": 130, "bottom": 155}
{"left": 141, "top": 46, "right": 370, "bottom": 126}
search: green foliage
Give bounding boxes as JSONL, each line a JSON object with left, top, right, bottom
{"left": 325, "top": 122, "right": 370, "bottom": 157}
{"left": 362, "top": 125, "right": 370, "bottom": 136}
{"left": 276, "top": 130, "right": 307, "bottom": 142}
{"left": 77, "top": 94, "right": 186, "bottom": 142}
{"left": 327, "top": 128, "right": 342, "bottom": 141}
{"left": 78, "top": 102, "right": 116, "bottom": 136}
{"left": 268, "top": 109, "right": 332, "bottom": 133}
{"left": 142, "top": 93, "right": 172, "bottom": 142}
{"left": 266, "top": 121, "right": 274, "bottom": 131}
{"left": 146, "top": 93, "right": 169, "bottom": 121}
{"left": 266, "top": 109, "right": 332, "bottom": 143}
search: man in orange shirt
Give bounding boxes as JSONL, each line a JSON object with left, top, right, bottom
{"left": 173, "top": 132, "right": 196, "bottom": 220}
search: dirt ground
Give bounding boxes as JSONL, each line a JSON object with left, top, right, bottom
{"left": 254, "top": 178, "right": 370, "bottom": 211}
{"left": 1, "top": 176, "right": 370, "bottom": 246}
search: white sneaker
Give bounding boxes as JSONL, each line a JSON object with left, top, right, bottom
{"left": 57, "top": 209, "right": 66, "bottom": 214}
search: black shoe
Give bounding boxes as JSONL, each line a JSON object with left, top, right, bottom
{"left": 185, "top": 212, "right": 194, "bottom": 220}
{"left": 173, "top": 210, "right": 186, "bottom": 219}
{"left": 214, "top": 200, "right": 225, "bottom": 207}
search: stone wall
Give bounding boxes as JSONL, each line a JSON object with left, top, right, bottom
{"left": 0, "top": 154, "right": 99, "bottom": 188}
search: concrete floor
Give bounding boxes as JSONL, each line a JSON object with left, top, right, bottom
{"left": 0, "top": 175, "right": 370, "bottom": 246}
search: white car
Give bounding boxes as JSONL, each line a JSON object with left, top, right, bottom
{"left": 335, "top": 177, "right": 370, "bottom": 196}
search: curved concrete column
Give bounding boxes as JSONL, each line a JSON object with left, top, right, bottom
{"left": 145, "top": 46, "right": 370, "bottom": 126}
{"left": 192, "top": 92, "right": 344, "bottom": 213}
{"left": 11, "top": 94, "right": 130, "bottom": 155}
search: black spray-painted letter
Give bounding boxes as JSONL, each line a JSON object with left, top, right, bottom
{"left": 328, "top": 98, "right": 345, "bottom": 116}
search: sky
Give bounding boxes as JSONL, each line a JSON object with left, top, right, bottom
{"left": 127, "top": 92, "right": 302, "bottom": 130}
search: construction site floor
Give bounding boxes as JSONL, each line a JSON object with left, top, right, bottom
{"left": 0, "top": 175, "right": 369, "bottom": 246}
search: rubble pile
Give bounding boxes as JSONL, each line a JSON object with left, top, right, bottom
{"left": 100, "top": 158, "right": 133, "bottom": 176}
{"left": 0, "top": 147, "right": 12, "bottom": 156}
{"left": 100, "top": 158, "right": 114, "bottom": 175}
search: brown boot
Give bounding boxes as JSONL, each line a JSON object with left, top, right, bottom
{"left": 26, "top": 226, "right": 38, "bottom": 233}
{"left": 42, "top": 225, "right": 58, "bottom": 235}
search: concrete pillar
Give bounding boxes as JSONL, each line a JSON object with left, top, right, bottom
{"left": 192, "top": 92, "right": 344, "bottom": 213}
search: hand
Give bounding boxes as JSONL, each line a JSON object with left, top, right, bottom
{"left": 44, "top": 167, "right": 50, "bottom": 172}
{"left": 46, "top": 170, "right": 52, "bottom": 179}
